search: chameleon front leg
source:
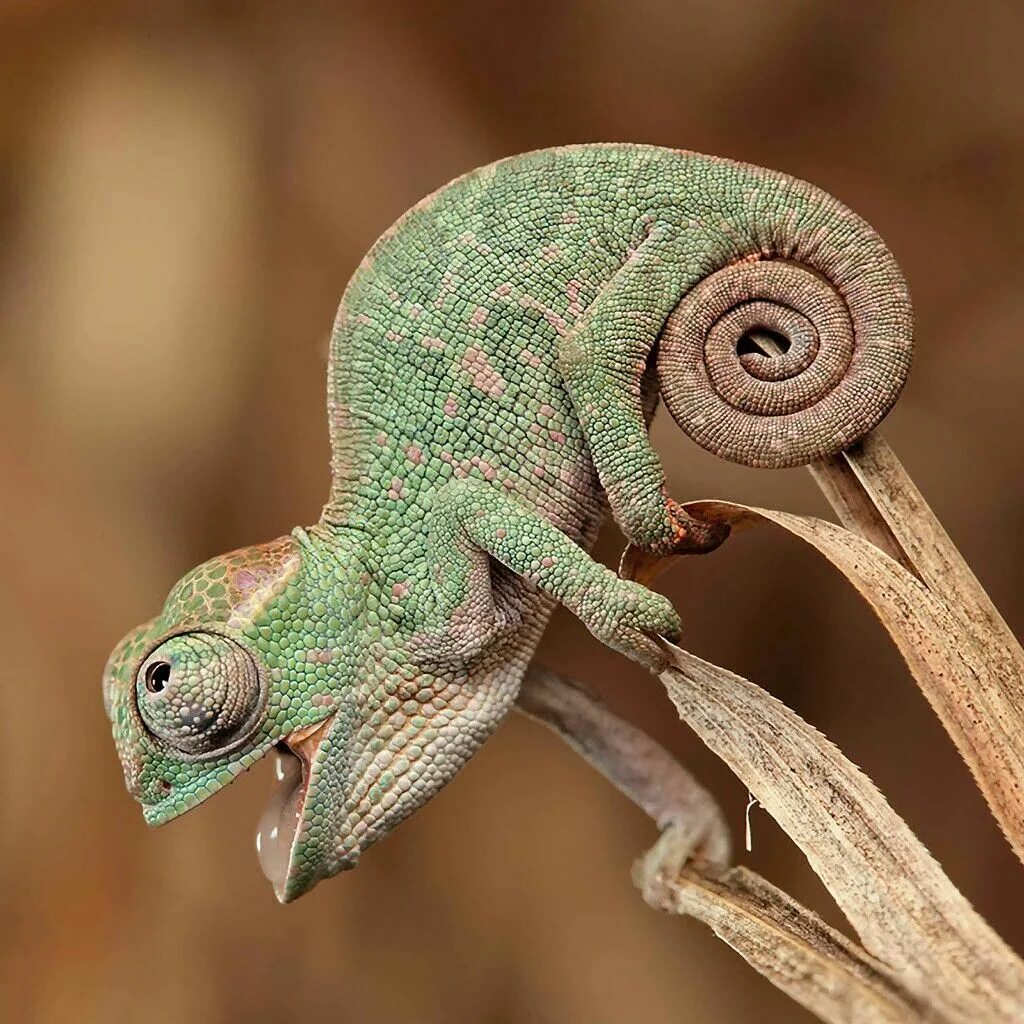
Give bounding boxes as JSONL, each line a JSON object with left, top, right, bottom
{"left": 557, "top": 224, "right": 728, "bottom": 556}
{"left": 420, "top": 478, "right": 681, "bottom": 669}
{"left": 516, "top": 665, "right": 730, "bottom": 900}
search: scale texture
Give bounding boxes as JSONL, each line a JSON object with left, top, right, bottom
{"left": 103, "top": 144, "right": 912, "bottom": 901}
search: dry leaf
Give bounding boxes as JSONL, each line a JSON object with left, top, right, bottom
{"left": 657, "top": 642, "right": 1024, "bottom": 1022}
{"left": 647, "top": 865, "right": 941, "bottom": 1024}
{"left": 632, "top": 432, "right": 1024, "bottom": 866}
{"left": 811, "top": 433, "right": 1024, "bottom": 864}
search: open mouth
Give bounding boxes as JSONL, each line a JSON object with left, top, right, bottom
{"left": 255, "top": 715, "right": 334, "bottom": 900}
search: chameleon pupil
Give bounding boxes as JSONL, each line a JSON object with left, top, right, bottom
{"left": 145, "top": 661, "right": 171, "bottom": 693}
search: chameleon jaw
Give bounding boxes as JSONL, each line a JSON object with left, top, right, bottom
{"left": 255, "top": 715, "right": 334, "bottom": 901}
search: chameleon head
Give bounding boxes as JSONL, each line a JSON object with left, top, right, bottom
{"left": 102, "top": 534, "right": 361, "bottom": 903}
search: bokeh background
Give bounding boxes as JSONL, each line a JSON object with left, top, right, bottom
{"left": 3, "top": 2, "right": 1024, "bottom": 1021}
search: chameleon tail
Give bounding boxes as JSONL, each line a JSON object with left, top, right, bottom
{"left": 657, "top": 169, "right": 914, "bottom": 469}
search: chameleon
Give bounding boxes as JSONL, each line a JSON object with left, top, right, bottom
{"left": 102, "top": 144, "right": 912, "bottom": 902}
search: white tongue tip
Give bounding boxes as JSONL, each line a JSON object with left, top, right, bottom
{"left": 256, "top": 746, "right": 304, "bottom": 896}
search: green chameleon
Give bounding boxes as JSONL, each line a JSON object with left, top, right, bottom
{"left": 103, "top": 144, "right": 912, "bottom": 902}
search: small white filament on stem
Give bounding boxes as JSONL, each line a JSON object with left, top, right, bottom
{"left": 745, "top": 791, "right": 760, "bottom": 853}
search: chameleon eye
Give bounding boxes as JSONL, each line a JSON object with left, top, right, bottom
{"left": 145, "top": 661, "right": 171, "bottom": 693}
{"left": 136, "top": 633, "right": 265, "bottom": 757}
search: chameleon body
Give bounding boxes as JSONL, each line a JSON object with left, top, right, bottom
{"left": 103, "top": 144, "right": 911, "bottom": 902}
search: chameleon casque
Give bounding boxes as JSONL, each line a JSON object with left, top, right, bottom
{"left": 103, "top": 144, "right": 912, "bottom": 902}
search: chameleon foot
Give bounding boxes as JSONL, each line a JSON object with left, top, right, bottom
{"left": 633, "top": 816, "right": 731, "bottom": 911}
{"left": 621, "top": 502, "right": 730, "bottom": 586}
{"left": 659, "top": 498, "right": 731, "bottom": 556}
{"left": 577, "top": 576, "right": 682, "bottom": 671}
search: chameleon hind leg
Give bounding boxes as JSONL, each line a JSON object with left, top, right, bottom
{"left": 418, "top": 478, "right": 681, "bottom": 669}
{"left": 557, "top": 225, "right": 728, "bottom": 555}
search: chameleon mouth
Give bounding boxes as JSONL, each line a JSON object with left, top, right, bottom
{"left": 255, "top": 715, "right": 333, "bottom": 900}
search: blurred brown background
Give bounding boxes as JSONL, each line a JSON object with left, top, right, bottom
{"left": 3, "top": 2, "right": 1024, "bottom": 1021}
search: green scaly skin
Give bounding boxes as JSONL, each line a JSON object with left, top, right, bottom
{"left": 103, "top": 144, "right": 911, "bottom": 902}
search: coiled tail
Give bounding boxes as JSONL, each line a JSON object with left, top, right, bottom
{"left": 657, "top": 174, "right": 913, "bottom": 468}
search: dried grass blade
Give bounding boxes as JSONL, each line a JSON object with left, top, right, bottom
{"left": 680, "top": 487, "right": 1024, "bottom": 868}
{"left": 659, "top": 641, "right": 1024, "bottom": 1022}
{"left": 811, "top": 434, "right": 1024, "bottom": 863}
{"left": 647, "top": 865, "right": 946, "bottom": 1024}
{"left": 521, "top": 669, "right": 951, "bottom": 1021}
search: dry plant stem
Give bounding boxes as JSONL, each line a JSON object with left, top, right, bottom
{"left": 661, "top": 866, "right": 942, "bottom": 1024}
{"left": 809, "top": 433, "right": 1024, "bottom": 864}
{"left": 659, "top": 642, "right": 1024, "bottom": 1023}
{"left": 518, "top": 666, "right": 942, "bottom": 1023}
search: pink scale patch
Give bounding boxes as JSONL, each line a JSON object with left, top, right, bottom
{"left": 549, "top": 430, "right": 566, "bottom": 445}
{"left": 434, "top": 272, "right": 455, "bottom": 309}
{"left": 375, "top": 432, "right": 388, "bottom": 446}
{"left": 422, "top": 336, "right": 446, "bottom": 351}
{"left": 405, "top": 444, "right": 424, "bottom": 465}
{"left": 443, "top": 397, "right": 459, "bottom": 418}
{"left": 468, "top": 306, "right": 488, "bottom": 329}
{"left": 541, "top": 557, "right": 555, "bottom": 568}
{"left": 392, "top": 582, "right": 410, "bottom": 600}
{"left": 460, "top": 347, "right": 506, "bottom": 397}
{"left": 388, "top": 477, "right": 406, "bottom": 501}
